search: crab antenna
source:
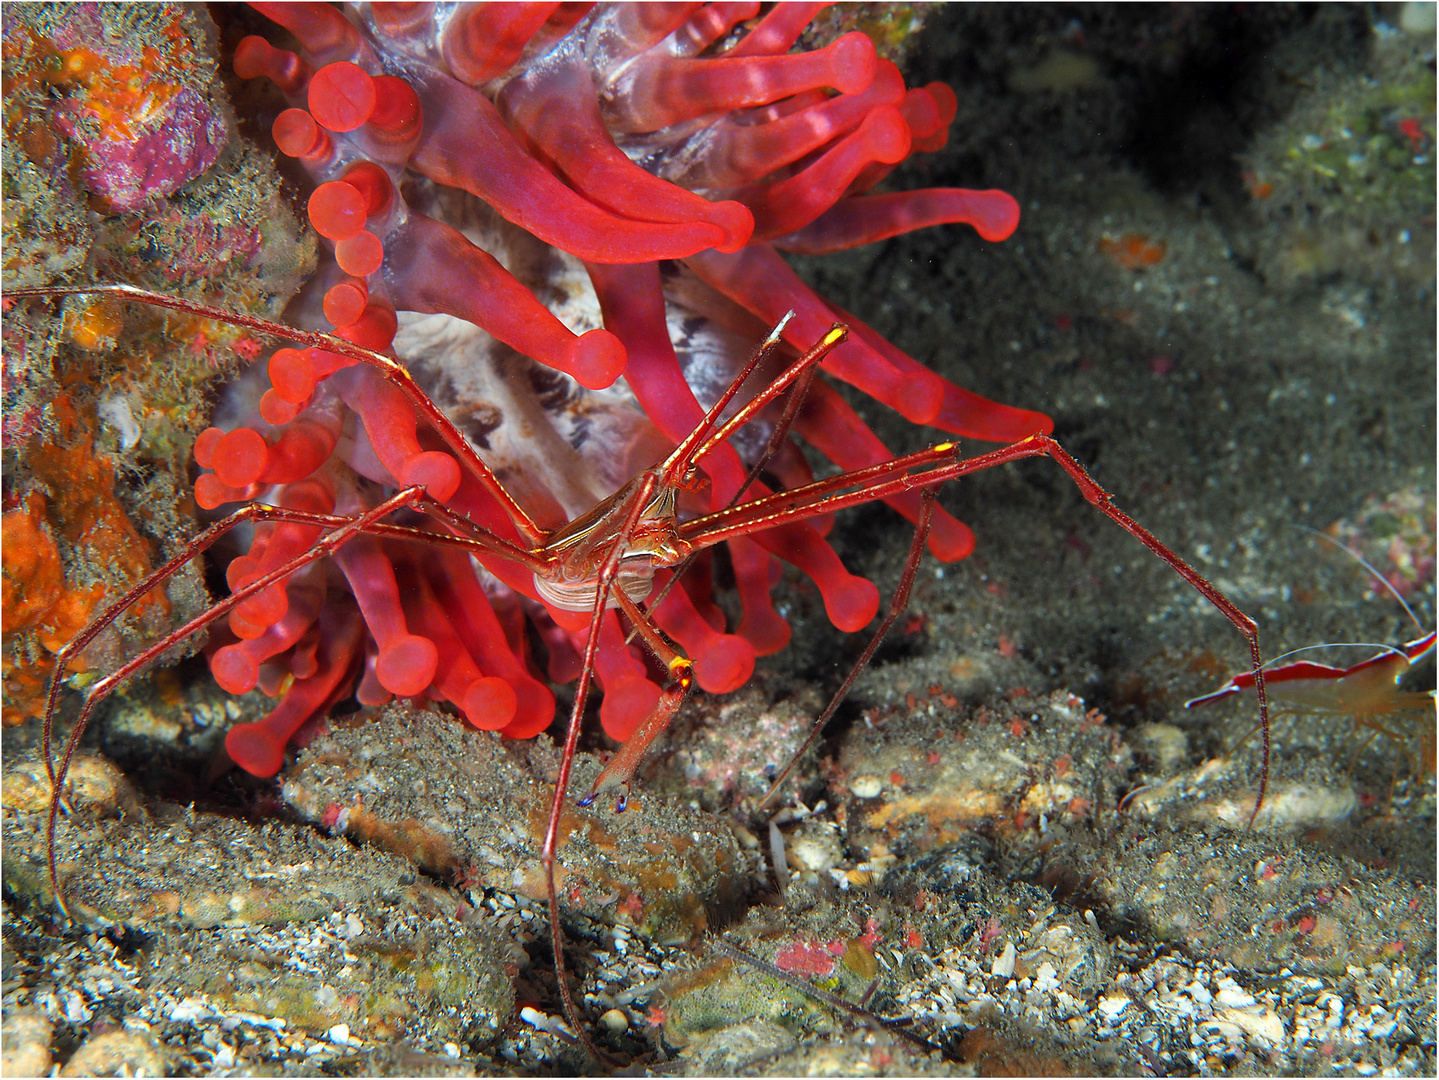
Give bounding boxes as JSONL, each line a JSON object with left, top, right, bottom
{"left": 690, "top": 322, "right": 848, "bottom": 467}
{"left": 658, "top": 311, "right": 795, "bottom": 484}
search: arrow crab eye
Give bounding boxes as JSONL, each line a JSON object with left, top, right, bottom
{"left": 678, "top": 465, "right": 707, "bottom": 493}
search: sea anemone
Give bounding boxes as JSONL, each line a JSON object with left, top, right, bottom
{"left": 25, "top": 3, "right": 1058, "bottom": 772}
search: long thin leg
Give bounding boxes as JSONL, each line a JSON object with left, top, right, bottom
{"left": 647, "top": 320, "right": 845, "bottom": 494}
{"left": 685, "top": 434, "right": 1271, "bottom": 823}
{"left": 655, "top": 313, "right": 796, "bottom": 485}
{"left": 41, "top": 496, "right": 547, "bottom": 782}
{"left": 6, "top": 284, "right": 547, "bottom": 545}
{"left": 617, "top": 324, "right": 852, "bottom": 770}
{"left": 680, "top": 441, "right": 973, "bottom": 543}
{"left": 42, "top": 501, "right": 275, "bottom": 787}
{"left": 45, "top": 486, "right": 430, "bottom": 918}
{"left": 760, "top": 489, "right": 938, "bottom": 809}
{"left": 582, "top": 587, "right": 694, "bottom": 807}
{"left": 540, "top": 473, "right": 658, "bottom": 1064}
{"left": 41, "top": 484, "right": 563, "bottom": 914}
{"left": 602, "top": 322, "right": 842, "bottom": 790}
{"left": 710, "top": 937, "right": 941, "bottom": 1056}
{"left": 681, "top": 325, "right": 848, "bottom": 481}
{"left": 731, "top": 363, "right": 818, "bottom": 508}
{"left": 636, "top": 330, "right": 823, "bottom": 631}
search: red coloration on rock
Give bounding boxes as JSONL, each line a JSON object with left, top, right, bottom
{"left": 860, "top": 916, "right": 883, "bottom": 948}
{"left": 200, "top": 2, "right": 1055, "bottom": 774}
{"left": 55, "top": 87, "right": 227, "bottom": 213}
{"left": 978, "top": 918, "right": 1003, "bottom": 949}
{"left": 1396, "top": 116, "right": 1427, "bottom": 154}
{"left": 774, "top": 939, "right": 836, "bottom": 977}
{"left": 28, "top": 7, "right": 230, "bottom": 214}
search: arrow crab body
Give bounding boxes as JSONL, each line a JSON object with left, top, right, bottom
{"left": 2, "top": 0, "right": 1047, "bottom": 751}
{"left": 2, "top": 3, "right": 1280, "bottom": 1060}
{"left": 8, "top": 281, "right": 1274, "bottom": 1055}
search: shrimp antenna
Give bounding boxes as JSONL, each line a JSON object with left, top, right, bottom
{"left": 1261, "top": 642, "right": 1408, "bottom": 668}
{"left": 1293, "top": 524, "right": 1425, "bottom": 632}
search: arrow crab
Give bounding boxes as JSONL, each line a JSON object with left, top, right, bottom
{"left": 0, "top": 2, "right": 1289, "bottom": 1063}
{"left": 7, "top": 280, "right": 1272, "bottom": 1057}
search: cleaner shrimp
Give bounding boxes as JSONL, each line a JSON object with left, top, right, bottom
{"left": 1188, "top": 527, "right": 1435, "bottom": 784}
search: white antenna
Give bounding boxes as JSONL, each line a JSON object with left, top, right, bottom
{"left": 1296, "top": 524, "right": 1425, "bottom": 632}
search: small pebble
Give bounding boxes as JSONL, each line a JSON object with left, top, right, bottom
{"left": 850, "top": 775, "right": 883, "bottom": 799}
{"left": 1, "top": 1009, "right": 52, "bottom": 1078}
{"left": 1098, "top": 994, "right": 1129, "bottom": 1021}
{"left": 990, "top": 941, "right": 1016, "bottom": 979}
{"left": 600, "top": 1008, "right": 629, "bottom": 1034}
{"left": 60, "top": 1030, "right": 169, "bottom": 1078}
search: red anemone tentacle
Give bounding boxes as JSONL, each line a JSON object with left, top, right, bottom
{"left": 407, "top": 68, "right": 728, "bottom": 262}
{"left": 202, "top": 0, "right": 1053, "bottom": 760}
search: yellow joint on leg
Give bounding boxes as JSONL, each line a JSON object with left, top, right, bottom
{"left": 822, "top": 326, "right": 846, "bottom": 347}
{"left": 933, "top": 442, "right": 955, "bottom": 452}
